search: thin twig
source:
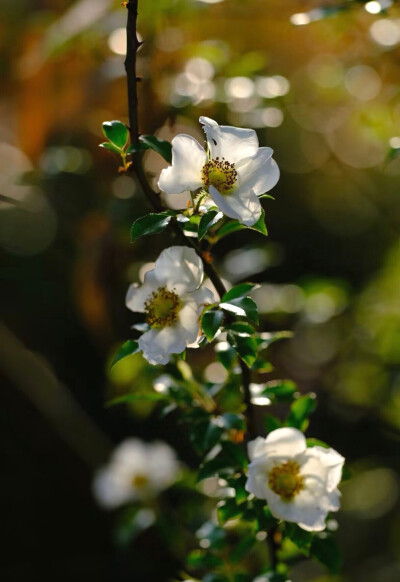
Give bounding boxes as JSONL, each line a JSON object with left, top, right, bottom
{"left": 124, "top": 0, "right": 256, "bottom": 438}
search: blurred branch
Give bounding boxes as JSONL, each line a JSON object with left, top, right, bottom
{"left": 0, "top": 323, "right": 112, "bottom": 468}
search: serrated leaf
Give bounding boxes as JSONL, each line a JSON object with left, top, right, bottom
{"left": 222, "top": 283, "right": 257, "bottom": 302}
{"left": 287, "top": 394, "right": 317, "bottom": 430}
{"left": 130, "top": 212, "right": 173, "bottom": 242}
{"left": 202, "top": 309, "right": 224, "bottom": 341}
{"left": 102, "top": 121, "right": 129, "bottom": 149}
{"left": 310, "top": 534, "right": 342, "bottom": 574}
{"left": 220, "top": 297, "right": 258, "bottom": 325}
{"left": 111, "top": 340, "right": 139, "bottom": 368}
{"left": 198, "top": 209, "right": 224, "bottom": 240}
{"left": 139, "top": 135, "right": 172, "bottom": 163}
{"left": 99, "top": 142, "right": 122, "bottom": 154}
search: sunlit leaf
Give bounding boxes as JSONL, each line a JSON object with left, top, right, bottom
{"left": 198, "top": 209, "right": 224, "bottom": 240}
{"left": 111, "top": 340, "right": 139, "bottom": 368}
{"left": 139, "top": 135, "right": 172, "bottom": 163}
{"left": 130, "top": 211, "right": 174, "bottom": 242}
{"left": 106, "top": 392, "right": 166, "bottom": 407}
{"left": 99, "top": 142, "right": 122, "bottom": 154}
{"left": 202, "top": 309, "right": 224, "bottom": 341}
{"left": 286, "top": 394, "right": 317, "bottom": 430}
{"left": 102, "top": 120, "right": 129, "bottom": 149}
{"left": 220, "top": 297, "right": 258, "bottom": 324}
{"left": 222, "top": 283, "right": 257, "bottom": 302}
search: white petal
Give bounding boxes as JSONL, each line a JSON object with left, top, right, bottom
{"left": 190, "top": 286, "right": 216, "bottom": 306}
{"left": 248, "top": 436, "right": 270, "bottom": 461}
{"left": 236, "top": 148, "right": 279, "bottom": 195}
{"left": 177, "top": 300, "right": 203, "bottom": 344}
{"left": 139, "top": 325, "right": 190, "bottom": 365}
{"left": 154, "top": 246, "right": 204, "bottom": 293}
{"left": 158, "top": 135, "right": 206, "bottom": 194}
{"left": 209, "top": 185, "right": 262, "bottom": 226}
{"left": 303, "top": 447, "right": 345, "bottom": 492}
{"left": 92, "top": 466, "right": 134, "bottom": 509}
{"left": 264, "top": 427, "right": 307, "bottom": 457}
{"left": 125, "top": 270, "right": 158, "bottom": 313}
{"left": 266, "top": 487, "right": 329, "bottom": 532}
{"left": 200, "top": 116, "right": 259, "bottom": 163}
{"left": 147, "top": 442, "right": 179, "bottom": 487}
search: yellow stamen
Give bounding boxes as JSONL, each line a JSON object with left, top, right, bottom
{"left": 144, "top": 286, "right": 181, "bottom": 328}
{"left": 132, "top": 474, "right": 149, "bottom": 489}
{"left": 268, "top": 461, "right": 304, "bottom": 501}
{"left": 202, "top": 157, "right": 237, "bottom": 195}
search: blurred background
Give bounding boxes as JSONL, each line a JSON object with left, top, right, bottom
{"left": 1, "top": 0, "right": 400, "bottom": 580}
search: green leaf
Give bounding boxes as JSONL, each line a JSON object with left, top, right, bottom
{"left": 221, "top": 440, "right": 247, "bottom": 468}
{"left": 264, "top": 414, "right": 282, "bottom": 433}
{"left": 130, "top": 212, "right": 174, "bottom": 242}
{"left": 221, "top": 412, "right": 246, "bottom": 431}
{"left": 284, "top": 523, "right": 313, "bottom": 552}
{"left": 215, "top": 343, "right": 237, "bottom": 370}
{"left": 216, "top": 220, "right": 246, "bottom": 240}
{"left": 231, "top": 536, "right": 256, "bottom": 563}
{"left": 220, "top": 297, "right": 258, "bottom": 325}
{"left": 102, "top": 120, "right": 129, "bottom": 149}
{"left": 197, "top": 521, "right": 227, "bottom": 550}
{"left": 225, "top": 321, "right": 255, "bottom": 336}
{"left": 106, "top": 392, "right": 166, "bottom": 407}
{"left": 251, "top": 357, "right": 273, "bottom": 373}
{"left": 202, "top": 309, "right": 224, "bottom": 341}
{"left": 217, "top": 498, "right": 243, "bottom": 525}
{"left": 187, "top": 550, "right": 224, "bottom": 569}
{"left": 287, "top": 394, "right": 317, "bottom": 430}
{"left": 111, "top": 340, "right": 139, "bottom": 368}
{"left": 99, "top": 142, "right": 122, "bottom": 154}
{"left": 306, "top": 438, "right": 330, "bottom": 449}
{"left": 310, "top": 534, "right": 342, "bottom": 574}
{"left": 249, "top": 209, "right": 268, "bottom": 236}
{"left": 198, "top": 209, "right": 224, "bottom": 240}
{"left": 261, "top": 380, "right": 297, "bottom": 402}
{"left": 221, "top": 283, "right": 257, "bottom": 302}
{"left": 229, "top": 334, "right": 258, "bottom": 368}
{"left": 139, "top": 135, "right": 172, "bottom": 163}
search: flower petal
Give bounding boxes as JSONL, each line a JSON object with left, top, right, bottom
{"left": 264, "top": 427, "right": 307, "bottom": 457}
{"left": 303, "top": 446, "right": 345, "bottom": 492}
{"left": 248, "top": 436, "right": 270, "bottom": 461}
{"left": 236, "top": 148, "right": 280, "bottom": 195}
{"left": 139, "top": 325, "right": 191, "bottom": 365}
{"left": 209, "top": 185, "right": 262, "bottom": 226}
{"left": 266, "top": 487, "right": 329, "bottom": 532}
{"left": 125, "top": 270, "right": 158, "bottom": 313}
{"left": 92, "top": 466, "right": 134, "bottom": 509}
{"left": 158, "top": 135, "right": 206, "bottom": 194}
{"left": 200, "top": 116, "right": 259, "bottom": 163}
{"left": 154, "top": 246, "right": 204, "bottom": 293}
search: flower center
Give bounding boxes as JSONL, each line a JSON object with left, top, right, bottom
{"left": 201, "top": 157, "right": 237, "bottom": 195}
{"left": 144, "top": 286, "right": 181, "bottom": 328}
{"left": 132, "top": 474, "right": 149, "bottom": 489}
{"left": 268, "top": 461, "right": 304, "bottom": 501}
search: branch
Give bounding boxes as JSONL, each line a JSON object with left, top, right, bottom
{"left": 124, "top": 0, "right": 256, "bottom": 439}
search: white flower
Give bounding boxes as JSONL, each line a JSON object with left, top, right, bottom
{"left": 158, "top": 116, "right": 279, "bottom": 226}
{"left": 93, "top": 439, "right": 180, "bottom": 509}
{"left": 126, "top": 246, "right": 215, "bottom": 365}
{"left": 245, "top": 427, "right": 344, "bottom": 531}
